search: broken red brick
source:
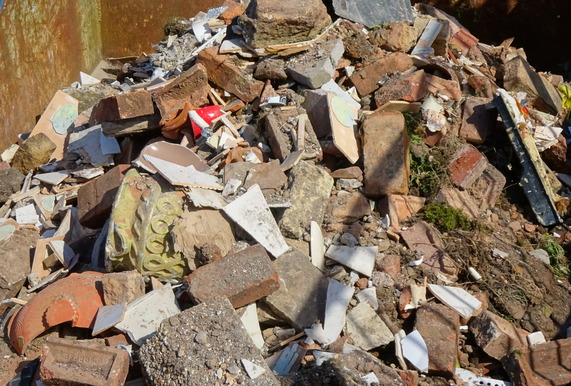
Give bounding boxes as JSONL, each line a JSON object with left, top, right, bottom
{"left": 220, "top": 0, "right": 247, "bottom": 24}
{"left": 396, "top": 369, "right": 419, "bottom": 386}
{"left": 152, "top": 63, "right": 210, "bottom": 116}
{"left": 326, "top": 191, "right": 371, "bottom": 224}
{"left": 375, "top": 254, "right": 401, "bottom": 279}
{"left": 91, "top": 90, "right": 155, "bottom": 124}
{"left": 362, "top": 111, "right": 410, "bottom": 197}
{"left": 184, "top": 244, "right": 279, "bottom": 308}
{"left": 448, "top": 144, "right": 487, "bottom": 189}
{"left": 349, "top": 52, "right": 414, "bottom": 96}
{"left": 265, "top": 113, "right": 291, "bottom": 161}
{"left": 469, "top": 310, "right": 529, "bottom": 361}
{"left": 197, "top": 46, "right": 264, "bottom": 102}
{"left": 416, "top": 303, "right": 459, "bottom": 378}
{"left": 374, "top": 70, "right": 428, "bottom": 107}
{"left": 503, "top": 338, "right": 571, "bottom": 386}
{"left": 40, "top": 337, "right": 129, "bottom": 386}
{"left": 77, "top": 164, "right": 130, "bottom": 229}
{"left": 330, "top": 166, "right": 363, "bottom": 181}
{"left": 377, "top": 194, "right": 426, "bottom": 230}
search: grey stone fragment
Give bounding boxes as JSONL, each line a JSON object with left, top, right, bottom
{"left": 140, "top": 298, "right": 279, "bottom": 386}
{"left": 346, "top": 303, "right": 394, "bottom": 350}
{"left": 0, "top": 229, "right": 39, "bottom": 302}
{"left": 264, "top": 249, "right": 328, "bottom": 329}
{"left": 287, "top": 39, "right": 345, "bottom": 89}
{"left": 0, "top": 168, "right": 24, "bottom": 203}
{"left": 279, "top": 161, "right": 334, "bottom": 239}
{"left": 332, "top": 0, "right": 413, "bottom": 28}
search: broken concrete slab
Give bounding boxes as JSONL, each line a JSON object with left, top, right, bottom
{"left": 332, "top": 0, "right": 413, "bottom": 28}
{"left": 224, "top": 184, "right": 289, "bottom": 257}
{"left": 115, "top": 283, "right": 180, "bottom": 346}
{"left": 346, "top": 302, "right": 394, "bottom": 350}
{"left": 287, "top": 39, "right": 344, "bottom": 89}
{"left": 11, "top": 133, "right": 57, "bottom": 173}
{"left": 325, "top": 245, "right": 377, "bottom": 277}
{"left": 263, "top": 249, "right": 328, "bottom": 329}
{"left": 362, "top": 111, "right": 410, "bottom": 197}
{"left": 184, "top": 244, "right": 279, "bottom": 308}
{"left": 238, "top": 0, "right": 331, "bottom": 48}
{"left": 39, "top": 337, "right": 129, "bottom": 386}
{"left": 415, "top": 303, "right": 459, "bottom": 378}
{"left": 279, "top": 160, "right": 333, "bottom": 239}
{"left": 139, "top": 298, "right": 279, "bottom": 385}
{"left": 503, "top": 56, "right": 563, "bottom": 115}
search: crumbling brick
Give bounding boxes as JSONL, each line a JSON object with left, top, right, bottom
{"left": 349, "top": 52, "right": 414, "bottom": 96}
{"left": 90, "top": 90, "right": 155, "bottom": 124}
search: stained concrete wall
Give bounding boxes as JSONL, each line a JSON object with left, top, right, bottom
{"left": 0, "top": 0, "right": 223, "bottom": 152}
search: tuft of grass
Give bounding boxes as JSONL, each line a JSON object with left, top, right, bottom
{"left": 540, "top": 234, "right": 570, "bottom": 279}
{"left": 422, "top": 203, "right": 473, "bottom": 232}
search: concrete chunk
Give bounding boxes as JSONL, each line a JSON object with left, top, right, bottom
{"left": 139, "top": 298, "right": 279, "bottom": 385}
{"left": 279, "top": 161, "right": 334, "bottom": 239}
{"left": 264, "top": 249, "right": 328, "bottom": 329}
{"left": 287, "top": 39, "right": 344, "bottom": 89}
{"left": 346, "top": 302, "right": 394, "bottom": 350}
{"left": 185, "top": 244, "right": 279, "bottom": 309}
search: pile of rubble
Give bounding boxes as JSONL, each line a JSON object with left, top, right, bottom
{"left": 1, "top": 0, "right": 571, "bottom": 385}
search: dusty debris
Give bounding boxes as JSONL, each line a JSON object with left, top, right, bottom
{"left": 1, "top": 2, "right": 571, "bottom": 385}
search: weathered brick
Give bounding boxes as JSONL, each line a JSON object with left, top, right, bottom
{"left": 197, "top": 47, "right": 264, "bottom": 102}
{"left": 152, "top": 63, "right": 210, "bottom": 116}
{"left": 469, "top": 310, "right": 529, "bottom": 361}
{"left": 375, "top": 254, "right": 401, "bottom": 279}
{"left": 349, "top": 52, "right": 414, "bottom": 96}
{"left": 265, "top": 113, "right": 290, "bottom": 161}
{"left": 362, "top": 111, "right": 410, "bottom": 197}
{"left": 220, "top": 0, "right": 247, "bottom": 24}
{"left": 287, "top": 39, "right": 345, "bottom": 89}
{"left": 326, "top": 191, "right": 371, "bottom": 224}
{"left": 91, "top": 90, "right": 155, "bottom": 124}
{"left": 77, "top": 164, "right": 130, "bottom": 229}
{"left": 184, "top": 244, "right": 279, "bottom": 308}
{"left": 102, "top": 270, "right": 145, "bottom": 305}
{"left": 377, "top": 194, "right": 426, "bottom": 230}
{"left": 416, "top": 303, "right": 459, "bottom": 378}
{"left": 503, "top": 338, "right": 571, "bottom": 386}
{"left": 448, "top": 144, "right": 487, "bottom": 189}
{"left": 39, "top": 338, "right": 129, "bottom": 386}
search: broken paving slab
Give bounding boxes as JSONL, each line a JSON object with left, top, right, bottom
{"left": 332, "top": 0, "right": 413, "bottom": 28}
{"left": 139, "top": 298, "right": 279, "bottom": 385}
{"left": 184, "top": 244, "right": 279, "bottom": 308}
{"left": 279, "top": 160, "right": 334, "bottom": 239}
{"left": 263, "top": 249, "right": 328, "bottom": 330}
{"left": 238, "top": 0, "right": 331, "bottom": 48}
{"left": 325, "top": 245, "right": 377, "bottom": 277}
{"left": 115, "top": 283, "right": 180, "bottom": 346}
{"left": 346, "top": 302, "right": 394, "bottom": 351}
{"left": 223, "top": 184, "right": 289, "bottom": 257}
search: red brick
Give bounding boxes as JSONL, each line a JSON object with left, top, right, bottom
{"left": 152, "top": 63, "right": 210, "bottom": 116}
{"left": 184, "top": 244, "right": 279, "bottom": 308}
{"left": 448, "top": 144, "right": 487, "bottom": 189}
{"left": 362, "top": 111, "right": 410, "bottom": 197}
{"left": 39, "top": 337, "right": 129, "bottom": 386}
{"left": 77, "top": 164, "right": 130, "bottom": 229}
{"left": 91, "top": 90, "right": 155, "bottom": 124}
{"left": 459, "top": 97, "right": 494, "bottom": 145}
{"left": 503, "top": 338, "right": 571, "bottom": 386}
{"left": 416, "top": 303, "right": 459, "bottom": 378}
{"left": 396, "top": 369, "right": 419, "bottom": 386}
{"left": 467, "top": 75, "right": 497, "bottom": 99}
{"left": 469, "top": 310, "right": 529, "bottom": 361}
{"left": 197, "top": 47, "right": 264, "bottom": 102}
{"left": 326, "top": 191, "right": 371, "bottom": 224}
{"left": 375, "top": 254, "right": 401, "bottom": 279}
{"left": 220, "top": 0, "right": 247, "bottom": 24}
{"left": 376, "top": 194, "right": 425, "bottom": 230}
{"left": 0, "top": 160, "right": 9, "bottom": 171}
{"left": 374, "top": 70, "right": 461, "bottom": 107}
{"left": 349, "top": 52, "right": 414, "bottom": 96}
{"left": 542, "top": 134, "right": 571, "bottom": 173}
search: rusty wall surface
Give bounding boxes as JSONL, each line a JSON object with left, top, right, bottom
{"left": 0, "top": 0, "right": 102, "bottom": 151}
{"left": 99, "top": 0, "right": 224, "bottom": 58}
{"left": 0, "top": 0, "right": 224, "bottom": 152}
